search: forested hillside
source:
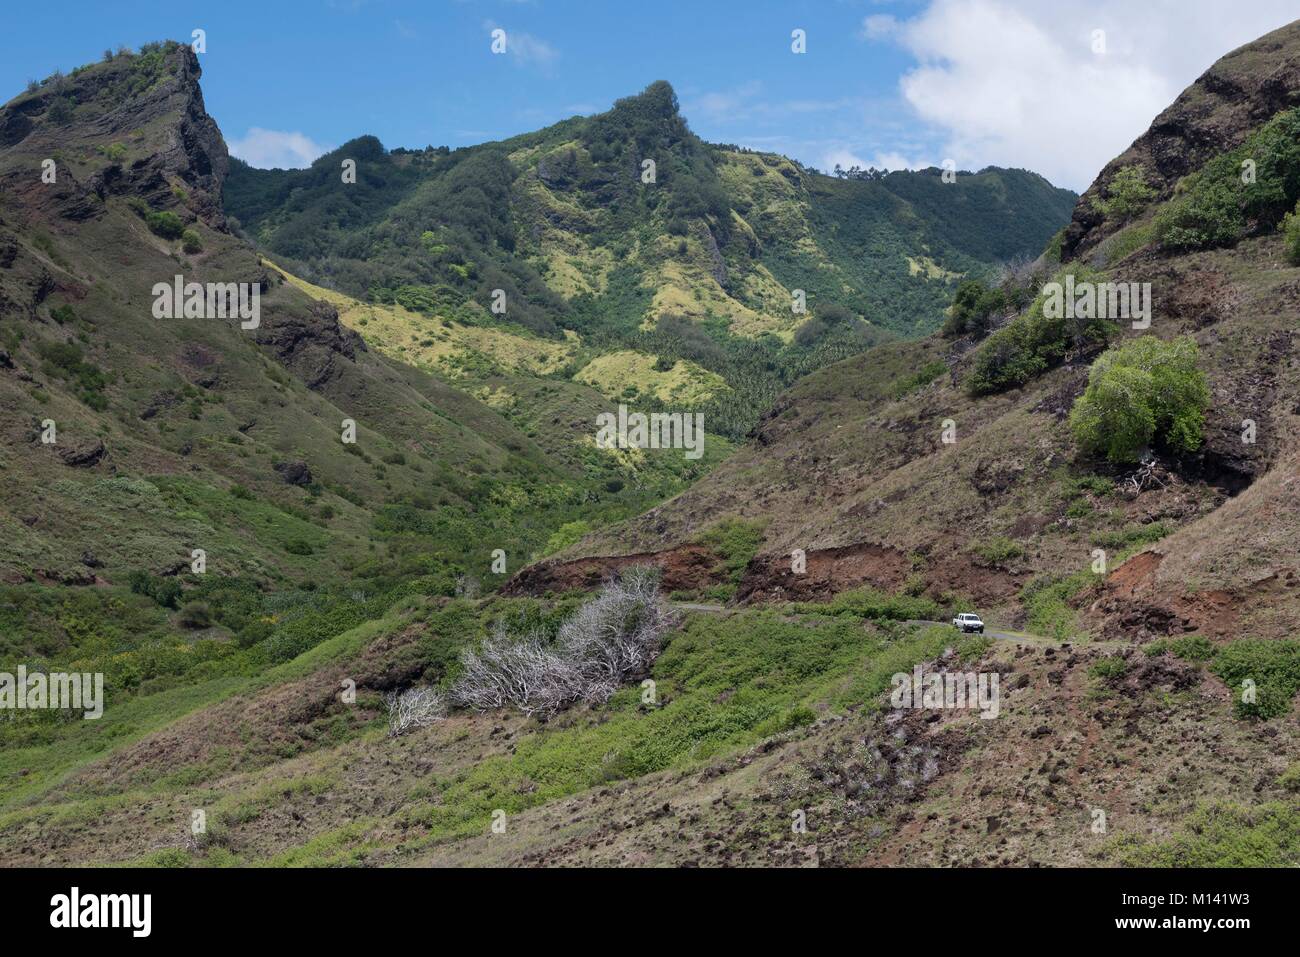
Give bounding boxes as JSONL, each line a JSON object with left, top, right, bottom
{"left": 225, "top": 82, "right": 1075, "bottom": 439}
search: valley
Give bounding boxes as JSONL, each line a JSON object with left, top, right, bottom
{"left": 0, "top": 18, "right": 1298, "bottom": 874}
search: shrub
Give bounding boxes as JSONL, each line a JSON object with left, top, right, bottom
{"left": 1093, "top": 165, "right": 1155, "bottom": 222}
{"left": 386, "top": 686, "right": 446, "bottom": 736}
{"left": 181, "top": 228, "right": 202, "bottom": 254}
{"left": 1155, "top": 107, "right": 1300, "bottom": 252}
{"left": 972, "top": 536, "right": 1025, "bottom": 565}
{"left": 146, "top": 210, "right": 185, "bottom": 240}
{"left": 451, "top": 566, "right": 675, "bottom": 718}
{"left": 178, "top": 601, "right": 212, "bottom": 629}
{"left": 1283, "top": 200, "right": 1300, "bottom": 265}
{"left": 1210, "top": 639, "right": 1300, "bottom": 720}
{"left": 965, "top": 266, "right": 1115, "bottom": 395}
{"left": 1069, "top": 336, "right": 1209, "bottom": 463}
{"left": 1088, "top": 656, "right": 1128, "bottom": 680}
{"left": 942, "top": 278, "right": 1006, "bottom": 337}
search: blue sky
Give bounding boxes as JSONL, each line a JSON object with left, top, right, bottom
{"left": 3, "top": 1, "right": 1297, "bottom": 190}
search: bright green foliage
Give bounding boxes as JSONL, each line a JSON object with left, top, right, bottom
{"left": 1155, "top": 107, "right": 1300, "bottom": 251}
{"left": 1069, "top": 336, "right": 1208, "bottom": 463}
{"left": 791, "top": 586, "right": 947, "bottom": 623}
{"left": 942, "top": 278, "right": 1007, "bottom": 337}
{"left": 966, "top": 266, "right": 1114, "bottom": 395}
{"left": 1210, "top": 639, "right": 1300, "bottom": 720}
{"left": 1283, "top": 199, "right": 1300, "bottom": 264}
{"left": 971, "top": 536, "right": 1025, "bottom": 564}
{"left": 695, "top": 517, "right": 766, "bottom": 589}
{"left": 1093, "top": 164, "right": 1155, "bottom": 222}
{"left": 145, "top": 210, "right": 184, "bottom": 240}
{"left": 181, "top": 228, "right": 202, "bottom": 254}
{"left": 1109, "top": 802, "right": 1300, "bottom": 866}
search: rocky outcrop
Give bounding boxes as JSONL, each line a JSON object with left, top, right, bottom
{"left": 1062, "top": 20, "right": 1300, "bottom": 260}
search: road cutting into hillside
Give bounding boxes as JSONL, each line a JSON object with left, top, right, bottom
{"left": 667, "top": 603, "right": 1134, "bottom": 651}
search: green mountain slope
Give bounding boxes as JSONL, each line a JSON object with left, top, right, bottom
{"left": 224, "top": 81, "right": 1075, "bottom": 438}
{"left": 517, "top": 21, "right": 1300, "bottom": 650}
{"left": 0, "top": 43, "right": 724, "bottom": 682}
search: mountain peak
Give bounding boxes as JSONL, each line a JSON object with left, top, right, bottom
{"left": 0, "top": 41, "right": 228, "bottom": 230}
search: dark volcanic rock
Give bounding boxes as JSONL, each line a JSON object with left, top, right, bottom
{"left": 274, "top": 460, "right": 313, "bottom": 487}
{"left": 57, "top": 438, "right": 106, "bottom": 468}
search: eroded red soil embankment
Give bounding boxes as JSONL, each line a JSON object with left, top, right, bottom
{"left": 507, "top": 539, "right": 1022, "bottom": 607}
{"left": 1086, "top": 550, "right": 1299, "bottom": 640}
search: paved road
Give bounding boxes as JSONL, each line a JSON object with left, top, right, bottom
{"left": 669, "top": 603, "right": 1118, "bottom": 651}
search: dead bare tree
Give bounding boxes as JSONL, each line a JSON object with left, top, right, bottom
{"left": 450, "top": 566, "right": 676, "bottom": 719}
{"left": 385, "top": 686, "right": 447, "bottom": 736}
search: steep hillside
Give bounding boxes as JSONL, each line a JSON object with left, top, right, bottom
{"left": 516, "top": 20, "right": 1300, "bottom": 650}
{"left": 6, "top": 28, "right": 1297, "bottom": 875}
{"left": 0, "top": 44, "right": 725, "bottom": 730}
{"left": 224, "top": 83, "right": 1074, "bottom": 438}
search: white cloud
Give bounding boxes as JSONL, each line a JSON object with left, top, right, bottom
{"left": 485, "top": 22, "right": 559, "bottom": 69}
{"left": 228, "top": 128, "right": 331, "bottom": 169}
{"left": 862, "top": 14, "right": 899, "bottom": 40}
{"left": 887, "top": 0, "right": 1300, "bottom": 190}
{"left": 823, "top": 148, "right": 870, "bottom": 172}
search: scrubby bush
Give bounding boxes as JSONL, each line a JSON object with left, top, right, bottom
{"left": 1155, "top": 107, "right": 1300, "bottom": 252}
{"left": 1069, "top": 336, "right": 1208, "bottom": 463}
{"left": 181, "top": 228, "right": 202, "bottom": 254}
{"left": 1210, "top": 639, "right": 1300, "bottom": 720}
{"left": 971, "top": 536, "right": 1026, "bottom": 565}
{"left": 178, "top": 601, "right": 212, "bottom": 629}
{"left": 451, "top": 566, "right": 675, "bottom": 718}
{"left": 145, "top": 210, "right": 184, "bottom": 240}
{"left": 386, "top": 686, "right": 446, "bottom": 736}
{"left": 965, "top": 266, "right": 1114, "bottom": 395}
{"left": 1282, "top": 199, "right": 1300, "bottom": 265}
{"left": 942, "top": 278, "right": 1006, "bottom": 337}
{"left": 1093, "top": 165, "right": 1155, "bottom": 222}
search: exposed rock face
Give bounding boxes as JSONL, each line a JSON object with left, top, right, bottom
{"left": 254, "top": 300, "right": 365, "bottom": 391}
{"left": 1063, "top": 20, "right": 1300, "bottom": 260}
{"left": 57, "top": 438, "right": 106, "bottom": 468}
{"left": 274, "top": 460, "right": 313, "bottom": 487}
{"left": 0, "top": 44, "right": 229, "bottom": 230}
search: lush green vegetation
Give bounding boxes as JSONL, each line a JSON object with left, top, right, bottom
{"left": 970, "top": 536, "right": 1026, "bottom": 565}
{"left": 1283, "top": 198, "right": 1300, "bottom": 265}
{"left": 1069, "top": 336, "right": 1209, "bottom": 463}
{"left": 965, "top": 265, "right": 1114, "bottom": 395}
{"left": 694, "top": 517, "right": 766, "bottom": 595}
{"left": 790, "top": 586, "right": 948, "bottom": 624}
{"left": 1155, "top": 107, "right": 1300, "bottom": 251}
{"left": 1108, "top": 801, "right": 1300, "bottom": 866}
{"left": 1092, "top": 164, "right": 1155, "bottom": 223}
{"left": 1021, "top": 570, "right": 1095, "bottom": 639}
{"left": 225, "top": 82, "right": 1073, "bottom": 440}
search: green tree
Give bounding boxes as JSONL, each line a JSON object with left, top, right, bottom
{"left": 1069, "top": 336, "right": 1209, "bottom": 463}
{"left": 1283, "top": 199, "right": 1300, "bottom": 265}
{"left": 1093, "top": 165, "right": 1155, "bottom": 222}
